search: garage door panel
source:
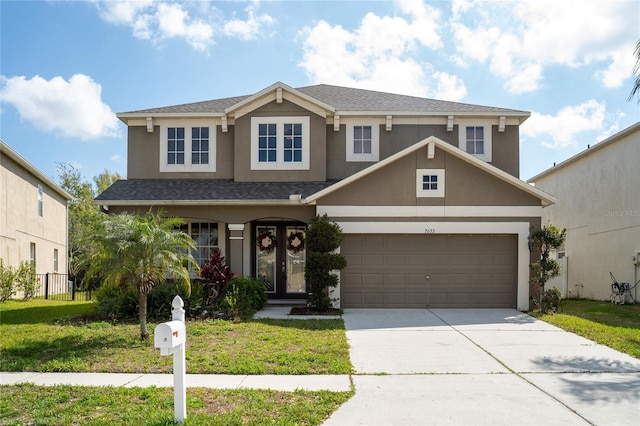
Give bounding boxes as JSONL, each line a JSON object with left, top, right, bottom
{"left": 363, "top": 254, "right": 384, "bottom": 266}
{"left": 341, "top": 234, "right": 517, "bottom": 308}
{"left": 386, "top": 254, "right": 406, "bottom": 266}
{"left": 362, "top": 274, "right": 384, "bottom": 286}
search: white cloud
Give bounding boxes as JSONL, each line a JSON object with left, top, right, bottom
{"left": 432, "top": 71, "right": 466, "bottom": 101}
{"left": 95, "top": 0, "right": 275, "bottom": 51}
{"left": 520, "top": 100, "right": 606, "bottom": 149}
{"left": 0, "top": 74, "right": 120, "bottom": 140}
{"left": 451, "top": 0, "right": 638, "bottom": 93}
{"left": 223, "top": 3, "right": 276, "bottom": 40}
{"left": 298, "top": 1, "right": 451, "bottom": 97}
{"left": 155, "top": 3, "right": 213, "bottom": 51}
{"left": 110, "top": 154, "right": 122, "bottom": 164}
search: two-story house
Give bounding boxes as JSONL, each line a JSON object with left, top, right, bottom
{"left": 96, "top": 82, "right": 555, "bottom": 311}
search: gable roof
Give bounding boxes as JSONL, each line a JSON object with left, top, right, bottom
{"left": 528, "top": 121, "right": 640, "bottom": 183}
{"left": 94, "top": 179, "right": 337, "bottom": 206}
{"left": 0, "top": 140, "right": 72, "bottom": 200}
{"left": 117, "top": 82, "right": 530, "bottom": 124}
{"left": 305, "top": 135, "right": 556, "bottom": 207}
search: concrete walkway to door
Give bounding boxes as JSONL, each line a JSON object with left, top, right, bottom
{"left": 324, "top": 309, "right": 640, "bottom": 426}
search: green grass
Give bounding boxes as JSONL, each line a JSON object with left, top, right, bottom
{"left": 0, "top": 299, "right": 352, "bottom": 374}
{"left": 0, "top": 383, "right": 353, "bottom": 425}
{"left": 534, "top": 299, "right": 640, "bottom": 359}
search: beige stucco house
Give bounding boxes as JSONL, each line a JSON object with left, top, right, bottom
{"left": 96, "top": 82, "right": 555, "bottom": 310}
{"left": 528, "top": 121, "right": 640, "bottom": 302}
{"left": 1, "top": 140, "right": 72, "bottom": 275}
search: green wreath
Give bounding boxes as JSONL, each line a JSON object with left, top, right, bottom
{"left": 287, "top": 231, "right": 305, "bottom": 253}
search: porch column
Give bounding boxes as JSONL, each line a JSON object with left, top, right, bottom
{"left": 228, "top": 224, "right": 245, "bottom": 277}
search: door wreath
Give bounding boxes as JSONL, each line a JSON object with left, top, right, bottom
{"left": 256, "top": 230, "right": 277, "bottom": 252}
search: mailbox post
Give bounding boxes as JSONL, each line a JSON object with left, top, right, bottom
{"left": 154, "top": 295, "right": 187, "bottom": 423}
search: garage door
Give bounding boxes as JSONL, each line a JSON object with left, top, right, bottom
{"left": 341, "top": 234, "right": 517, "bottom": 308}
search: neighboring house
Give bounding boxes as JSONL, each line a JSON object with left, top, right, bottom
{"left": 528, "top": 122, "right": 640, "bottom": 302}
{"left": 96, "top": 82, "right": 555, "bottom": 310}
{"left": 0, "top": 140, "right": 72, "bottom": 276}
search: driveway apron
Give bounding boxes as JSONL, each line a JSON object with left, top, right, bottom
{"left": 324, "top": 308, "right": 640, "bottom": 426}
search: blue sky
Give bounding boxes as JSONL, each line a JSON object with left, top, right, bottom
{"left": 1, "top": 0, "right": 638, "bottom": 184}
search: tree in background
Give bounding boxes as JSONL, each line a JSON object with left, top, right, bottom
{"left": 304, "top": 214, "right": 347, "bottom": 311}
{"left": 81, "top": 210, "right": 196, "bottom": 339}
{"left": 629, "top": 39, "right": 640, "bottom": 103}
{"left": 56, "top": 163, "right": 121, "bottom": 285}
{"left": 529, "top": 224, "right": 567, "bottom": 313}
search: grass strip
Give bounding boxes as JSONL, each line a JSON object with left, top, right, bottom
{"left": 0, "top": 383, "right": 353, "bottom": 426}
{"left": 534, "top": 299, "right": 640, "bottom": 359}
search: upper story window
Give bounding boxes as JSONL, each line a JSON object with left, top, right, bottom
{"left": 160, "top": 121, "right": 216, "bottom": 172}
{"left": 416, "top": 169, "right": 445, "bottom": 198}
{"left": 251, "top": 117, "right": 310, "bottom": 170}
{"left": 167, "top": 127, "right": 185, "bottom": 165}
{"left": 466, "top": 126, "right": 484, "bottom": 155}
{"left": 457, "top": 120, "right": 492, "bottom": 162}
{"left": 37, "top": 184, "right": 43, "bottom": 217}
{"left": 346, "top": 119, "right": 380, "bottom": 162}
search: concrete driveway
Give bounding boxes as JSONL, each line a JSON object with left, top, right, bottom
{"left": 324, "top": 309, "right": 640, "bottom": 426}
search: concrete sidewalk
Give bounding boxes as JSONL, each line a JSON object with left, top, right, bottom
{"left": 0, "top": 372, "right": 351, "bottom": 392}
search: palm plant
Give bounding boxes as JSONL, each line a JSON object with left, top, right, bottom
{"left": 82, "top": 210, "right": 197, "bottom": 339}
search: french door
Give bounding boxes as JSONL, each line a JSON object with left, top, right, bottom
{"left": 255, "top": 223, "right": 307, "bottom": 299}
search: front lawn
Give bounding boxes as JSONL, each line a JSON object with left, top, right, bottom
{"left": 0, "top": 299, "right": 352, "bottom": 374}
{"left": 534, "top": 299, "right": 640, "bottom": 359}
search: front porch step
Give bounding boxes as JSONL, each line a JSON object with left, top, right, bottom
{"left": 267, "top": 299, "right": 307, "bottom": 306}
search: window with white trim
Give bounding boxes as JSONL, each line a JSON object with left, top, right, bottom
{"left": 191, "top": 127, "right": 209, "bottom": 165}
{"left": 416, "top": 169, "right": 445, "bottom": 198}
{"left": 53, "top": 249, "right": 59, "bottom": 272}
{"left": 160, "top": 122, "right": 216, "bottom": 172}
{"left": 346, "top": 120, "right": 380, "bottom": 162}
{"left": 466, "top": 126, "right": 484, "bottom": 155}
{"left": 177, "top": 222, "right": 219, "bottom": 267}
{"left": 251, "top": 117, "right": 310, "bottom": 170}
{"left": 457, "top": 120, "right": 492, "bottom": 162}
{"left": 37, "top": 184, "right": 43, "bottom": 217}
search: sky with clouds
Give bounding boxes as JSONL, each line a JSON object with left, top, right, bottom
{"left": 1, "top": 0, "right": 638, "bottom": 183}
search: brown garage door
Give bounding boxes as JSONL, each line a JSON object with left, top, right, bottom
{"left": 341, "top": 234, "right": 517, "bottom": 308}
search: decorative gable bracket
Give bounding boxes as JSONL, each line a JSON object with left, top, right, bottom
{"left": 146, "top": 117, "right": 154, "bottom": 133}
{"left": 386, "top": 115, "right": 392, "bottom": 131}
{"left": 221, "top": 115, "right": 228, "bottom": 133}
{"left": 499, "top": 116, "right": 506, "bottom": 132}
{"left": 447, "top": 116, "right": 454, "bottom": 132}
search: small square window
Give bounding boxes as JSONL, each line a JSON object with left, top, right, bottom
{"left": 416, "top": 169, "right": 445, "bottom": 198}
{"left": 422, "top": 175, "right": 438, "bottom": 191}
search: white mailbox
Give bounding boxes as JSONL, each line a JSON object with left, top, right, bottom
{"left": 154, "top": 320, "right": 186, "bottom": 351}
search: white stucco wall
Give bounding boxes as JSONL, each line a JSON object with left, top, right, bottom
{"left": 532, "top": 125, "right": 640, "bottom": 301}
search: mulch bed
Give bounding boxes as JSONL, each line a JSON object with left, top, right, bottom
{"left": 289, "top": 307, "right": 342, "bottom": 316}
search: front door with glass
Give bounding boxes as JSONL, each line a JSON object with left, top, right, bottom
{"left": 255, "top": 224, "right": 307, "bottom": 299}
